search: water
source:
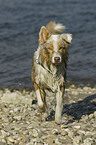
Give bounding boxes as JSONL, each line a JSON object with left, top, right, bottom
{"left": 0, "top": 0, "right": 96, "bottom": 89}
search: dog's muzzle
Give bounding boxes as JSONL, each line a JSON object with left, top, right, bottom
{"left": 52, "top": 53, "right": 62, "bottom": 64}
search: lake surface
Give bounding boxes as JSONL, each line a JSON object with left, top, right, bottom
{"left": 0, "top": 0, "right": 96, "bottom": 89}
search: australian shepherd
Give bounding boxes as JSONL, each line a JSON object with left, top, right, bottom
{"left": 31, "top": 21, "right": 72, "bottom": 124}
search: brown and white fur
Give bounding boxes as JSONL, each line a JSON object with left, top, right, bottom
{"left": 31, "top": 21, "right": 72, "bottom": 124}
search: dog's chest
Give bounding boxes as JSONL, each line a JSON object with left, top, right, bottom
{"left": 35, "top": 62, "right": 64, "bottom": 92}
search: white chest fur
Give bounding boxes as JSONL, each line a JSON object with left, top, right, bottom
{"left": 34, "top": 62, "right": 64, "bottom": 92}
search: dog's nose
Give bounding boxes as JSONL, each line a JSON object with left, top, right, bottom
{"left": 54, "top": 57, "right": 60, "bottom": 63}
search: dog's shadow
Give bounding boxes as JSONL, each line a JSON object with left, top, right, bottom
{"left": 62, "top": 94, "right": 96, "bottom": 124}
{"left": 45, "top": 94, "right": 96, "bottom": 124}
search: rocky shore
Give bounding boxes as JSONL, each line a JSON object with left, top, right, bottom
{"left": 0, "top": 85, "right": 96, "bottom": 145}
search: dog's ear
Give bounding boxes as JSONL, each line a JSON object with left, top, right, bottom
{"left": 62, "top": 34, "right": 72, "bottom": 44}
{"left": 39, "top": 26, "right": 50, "bottom": 44}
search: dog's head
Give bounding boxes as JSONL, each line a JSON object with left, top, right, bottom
{"left": 39, "top": 26, "right": 72, "bottom": 66}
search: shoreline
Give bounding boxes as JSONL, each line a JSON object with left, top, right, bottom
{"left": 0, "top": 85, "right": 96, "bottom": 144}
{"left": 0, "top": 85, "right": 96, "bottom": 104}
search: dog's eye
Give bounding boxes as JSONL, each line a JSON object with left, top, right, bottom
{"left": 47, "top": 47, "right": 52, "bottom": 51}
{"left": 48, "top": 47, "right": 52, "bottom": 50}
{"left": 59, "top": 47, "right": 65, "bottom": 50}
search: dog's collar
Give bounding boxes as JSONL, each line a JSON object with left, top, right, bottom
{"left": 36, "top": 60, "right": 60, "bottom": 80}
{"left": 37, "top": 61, "right": 53, "bottom": 75}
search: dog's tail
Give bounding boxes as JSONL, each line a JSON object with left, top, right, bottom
{"left": 46, "top": 21, "right": 65, "bottom": 34}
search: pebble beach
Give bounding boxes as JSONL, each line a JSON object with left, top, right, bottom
{"left": 0, "top": 85, "right": 96, "bottom": 145}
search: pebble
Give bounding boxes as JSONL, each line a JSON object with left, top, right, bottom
{"left": 0, "top": 86, "right": 96, "bottom": 144}
{"left": 1, "top": 130, "right": 9, "bottom": 137}
{"left": 73, "top": 136, "right": 82, "bottom": 144}
{"left": 54, "top": 138, "right": 61, "bottom": 144}
{"left": 74, "top": 125, "right": 80, "bottom": 129}
{"left": 31, "top": 129, "right": 39, "bottom": 137}
{"left": 61, "top": 124, "right": 67, "bottom": 129}
{"left": 93, "top": 111, "right": 96, "bottom": 117}
{"left": 78, "top": 130, "right": 86, "bottom": 135}
{"left": 88, "top": 113, "right": 94, "bottom": 119}
{"left": 68, "top": 131, "right": 74, "bottom": 138}
{"left": 61, "top": 129, "right": 68, "bottom": 136}
{"left": 6, "top": 136, "right": 15, "bottom": 143}
{"left": 81, "top": 115, "right": 89, "bottom": 122}
{"left": 14, "top": 116, "right": 22, "bottom": 121}
{"left": 52, "top": 129, "right": 59, "bottom": 135}
{"left": 84, "top": 138, "right": 94, "bottom": 145}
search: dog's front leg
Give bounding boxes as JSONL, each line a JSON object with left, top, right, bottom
{"left": 55, "top": 86, "right": 64, "bottom": 124}
{"left": 33, "top": 83, "right": 46, "bottom": 112}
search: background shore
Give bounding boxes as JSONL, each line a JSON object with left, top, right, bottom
{"left": 0, "top": 85, "right": 96, "bottom": 144}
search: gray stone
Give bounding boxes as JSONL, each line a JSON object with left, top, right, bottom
{"left": 73, "top": 136, "right": 82, "bottom": 144}
{"left": 94, "top": 111, "right": 96, "bottom": 117}
{"left": 68, "top": 131, "right": 74, "bottom": 138}
{"left": 6, "top": 136, "right": 15, "bottom": 143}
{"left": 0, "top": 92, "right": 32, "bottom": 104}
{"left": 61, "top": 129, "right": 68, "bottom": 136}
{"left": 1, "top": 130, "right": 9, "bottom": 137}
{"left": 31, "top": 129, "right": 39, "bottom": 137}
{"left": 14, "top": 116, "right": 22, "bottom": 121}
{"left": 84, "top": 138, "right": 94, "bottom": 145}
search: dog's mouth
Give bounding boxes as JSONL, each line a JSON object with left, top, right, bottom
{"left": 52, "top": 56, "right": 62, "bottom": 65}
{"left": 53, "top": 62, "right": 62, "bottom": 66}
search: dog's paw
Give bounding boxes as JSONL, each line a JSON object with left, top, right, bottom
{"left": 55, "top": 115, "right": 62, "bottom": 125}
{"left": 40, "top": 112, "right": 48, "bottom": 122}
{"left": 55, "top": 120, "right": 61, "bottom": 125}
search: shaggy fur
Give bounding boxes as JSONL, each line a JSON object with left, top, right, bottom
{"left": 31, "top": 21, "right": 72, "bottom": 124}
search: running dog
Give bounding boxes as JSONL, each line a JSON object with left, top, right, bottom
{"left": 31, "top": 21, "right": 72, "bottom": 124}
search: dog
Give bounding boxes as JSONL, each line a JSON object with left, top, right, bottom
{"left": 31, "top": 21, "right": 72, "bottom": 124}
